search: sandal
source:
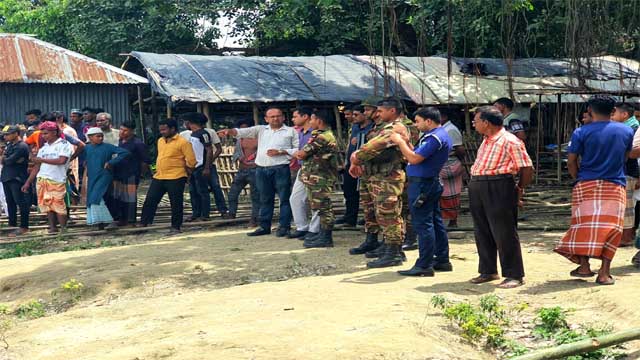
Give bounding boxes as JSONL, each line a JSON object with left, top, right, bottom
{"left": 569, "top": 267, "right": 596, "bottom": 278}
{"left": 469, "top": 274, "right": 500, "bottom": 284}
{"left": 497, "top": 278, "right": 524, "bottom": 289}
{"left": 595, "top": 276, "right": 615, "bottom": 286}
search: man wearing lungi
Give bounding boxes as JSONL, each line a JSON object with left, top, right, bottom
{"left": 556, "top": 95, "right": 634, "bottom": 285}
{"left": 438, "top": 109, "right": 466, "bottom": 228}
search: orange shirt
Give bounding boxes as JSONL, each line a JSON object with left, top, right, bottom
{"left": 154, "top": 134, "right": 196, "bottom": 180}
{"left": 471, "top": 128, "right": 532, "bottom": 176}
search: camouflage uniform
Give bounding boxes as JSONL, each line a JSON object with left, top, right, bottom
{"left": 359, "top": 120, "right": 387, "bottom": 235}
{"left": 400, "top": 117, "right": 420, "bottom": 245}
{"left": 300, "top": 129, "right": 341, "bottom": 230}
{"left": 354, "top": 118, "right": 409, "bottom": 246}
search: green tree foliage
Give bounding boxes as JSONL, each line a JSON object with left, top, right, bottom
{"left": 0, "top": 0, "right": 221, "bottom": 65}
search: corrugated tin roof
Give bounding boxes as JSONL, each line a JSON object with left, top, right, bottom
{"left": 0, "top": 33, "right": 147, "bottom": 85}
{"left": 127, "top": 52, "right": 640, "bottom": 105}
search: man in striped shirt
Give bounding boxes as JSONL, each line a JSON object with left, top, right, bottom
{"left": 468, "top": 106, "right": 533, "bottom": 289}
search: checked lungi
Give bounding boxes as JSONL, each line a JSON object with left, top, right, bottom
{"left": 623, "top": 176, "right": 637, "bottom": 229}
{"left": 439, "top": 158, "right": 464, "bottom": 220}
{"left": 555, "top": 180, "right": 626, "bottom": 263}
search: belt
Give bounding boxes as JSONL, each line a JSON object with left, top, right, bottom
{"left": 258, "top": 164, "right": 289, "bottom": 169}
{"left": 408, "top": 176, "right": 437, "bottom": 183}
{"left": 470, "top": 174, "right": 513, "bottom": 181}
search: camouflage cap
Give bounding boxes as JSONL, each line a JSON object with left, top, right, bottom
{"left": 361, "top": 96, "right": 383, "bottom": 108}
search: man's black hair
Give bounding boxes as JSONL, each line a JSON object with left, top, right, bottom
{"left": 81, "top": 107, "right": 95, "bottom": 113}
{"left": 294, "top": 107, "right": 313, "bottom": 117}
{"left": 476, "top": 106, "right": 504, "bottom": 126}
{"left": 377, "top": 97, "right": 404, "bottom": 114}
{"left": 494, "top": 97, "right": 514, "bottom": 110}
{"left": 25, "top": 109, "right": 42, "bottom": 117}
{"left": 52, "top": 111, "right": 67, "bottom": 123}
{"left": 343, "top": 104, "right": 355, "bottom": 112}
{"left": 180, "top": 112, "right": 208, "bottom": 126}
{"left": 312, "top": 109, "right": 335, "bottom": 128}
{"left": 94, "top": 107, "right": 105, "bottom": 114}
{"left": 413, "top": 107, "right": 441, "bottom": 124}
{"left": 159, "top": 119, "right": 179, "bottom": 131}
{"left": 352, "top": 105, "right": 365, "bottom": 113}
{"left": 615, "top": 102, "right": 636, "bottom": 117}
{"left": 40, "top": 113, "right": 57, "bottom": 122}
{"left": 587, "top": 95, "right": 616, "bottom": 117}
{"left": 121, "top": 121, "right": 137, "bottom": 130}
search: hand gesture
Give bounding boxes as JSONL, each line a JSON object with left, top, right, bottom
{"left": 350, "top": 151, "right": 361, "bottom": 166}
{"left": 21, "top": 182, "right": 30, "bottom": 193}
{"left": 349, "top": 163, "right": 364, "bottom": 178}
{"left": 203, "top": 168, "right": 211, "bottom": 178}
{"left": 266, "top": 149, "right": 282, "bottom": 157}
{"left": 104, "top": 163, "right": 112, "bottom": 170}
{"left": 293, "top": 150, "right": 306, "bottom": 160}
{"left": 389, "top": 132, "right": 404, "bottom": 144}
{"left": 217, "top": 129, "right": 230, "bottom": 138}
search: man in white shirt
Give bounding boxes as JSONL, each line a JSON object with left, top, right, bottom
{"left": 218, "top": 107, "right": 299, "bottom": 237}
{"left": 180, "top": 114, "right": 229, "bottom": 218}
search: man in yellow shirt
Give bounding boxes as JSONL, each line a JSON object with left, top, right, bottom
{"left": 140, "top": 119, "right": 196, "bottom": 234}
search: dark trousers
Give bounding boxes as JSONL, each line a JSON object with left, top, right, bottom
{"left": 408, "top": 179, "right": 449, "bottom": 269}
{"left": 468, "top": 176, "right": 525, "bottom": 279}
{"left": 141, "top": 177, "right": 187, "bottom": 230}
{"left": 228, "top": 167, "right": 260, "bottom": 220}
{"left": 2, "top": 180, "right": 30, "bottom": 229}
{"left": 256, "top": 164, "right": 292, "bottom": 230}
{"left": 189, "top": 167, "right": 211, "bottom": 219}
{"left": 208, "top": 165, "right": 228, "bottom": 214}
{"left": 342, "top": 170, "right": 360, "bottom": 225}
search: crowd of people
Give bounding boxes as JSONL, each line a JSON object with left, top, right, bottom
{"left": 1, "top": 95, "right": 639, "bottom": 288}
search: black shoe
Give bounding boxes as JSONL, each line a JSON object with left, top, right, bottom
{"left": 350, "top": 233, "right": 381, "bottom": 255}
{"left": 304, "top": 229, "right": 334, "bottom": 248}
{"left": 367, "top": 244, "right": 404, "bottom": 268}
{"left": 433, "top": 262, "right": 453, "bottom": 272}
{"left": 398, "top": 266, "right": 434, "bottom": 277}
{"left": 357, "top": 219, "right": 365, "bottom": 226}
{"left": 248, "top": 227, "right": 271, "bottom": 237}
{"left": 302, "top": 232, "right": 319, "bottom": 242}
{"left": 287, "top": 230, "right": 308, "bottom": 239}
{"left": 275, "top": 227, "right": 290, "bottom": 237}
{"left": 365, "top": 243, "right": 386, "bottom": 258}
{"left": 402, "top": 241, "right": 418, "bottom": 251}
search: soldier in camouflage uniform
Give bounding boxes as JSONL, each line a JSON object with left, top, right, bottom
{"left": 349, "top": 97, "right": 384, "bottom": 255}
{"left": 295, "top": 110, "right": 341, "bottom": 248}
{"left": 349, "top": 98, "right": 411, "bottom": 268}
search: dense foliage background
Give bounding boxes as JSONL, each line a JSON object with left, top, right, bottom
{"left": 1, "top": 0, "right": 639, "bottom": 65}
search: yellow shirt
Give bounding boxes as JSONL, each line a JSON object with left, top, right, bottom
{"left": 154, "top": 134, "right": 196, "bottom": 180}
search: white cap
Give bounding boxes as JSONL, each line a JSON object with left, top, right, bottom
{"left": 86, "top": 127, "right": 103, "bottom": 136}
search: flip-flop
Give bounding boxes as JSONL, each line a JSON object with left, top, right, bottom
{"left": 596, "top": 277, "right": 615, "bottom": 286}
{"left": 469, "top": 274, "right": 500, "bottom": 284}
{"left": 497, "top": 278, "right": 524, "bottom": 289}
{"left": 570, "top": 268, "right": 596, "bottom": 278}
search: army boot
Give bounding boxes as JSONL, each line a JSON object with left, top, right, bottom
{"left": 304, "top": 228, "right": 334, "bottom": 248}
{"left": 366, "top": 244, "right": 404, "bottom": 268}
{"left": 349, "top": 232, "right": 380, "bottom": 255}
{"left": 365, "top": 242, "right": 386, "bottom": 258}
{"left": 402, "top": 227, "right": 418, "bottom": 251}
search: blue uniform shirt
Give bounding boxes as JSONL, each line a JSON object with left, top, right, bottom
{"left": 345, "top": 122, "right": 374, "bottom": 165}
{"left": 567, "top": 120, "right": 633, "bottom": 186}
{"left": 406, "top": 126, "right": 452, "bottom": 178}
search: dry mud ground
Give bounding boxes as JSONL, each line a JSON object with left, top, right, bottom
{"left": 1, "top": 226, "right": 640, "bottom": 360}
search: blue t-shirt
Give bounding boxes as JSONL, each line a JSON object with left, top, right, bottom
{"left": 345, "top": 122, "right": 374, "bottom": 163}
{"left": 406, "top": 127, "right": 452, "bottom": 178}
{"left": 567, "top": 121, "right": 633, "bottom": 186}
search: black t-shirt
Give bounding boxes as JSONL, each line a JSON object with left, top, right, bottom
{"left": 191, "top": 128, "right": 212, "bottom": 168}
{"left": 507, "top": 119, "right": 526, "bottom": 134}
{"left": 1, "top": 141, "right": 30, "bottom": 183}
{"left": 626, "top": 125, "right": 640, "bottom": 178}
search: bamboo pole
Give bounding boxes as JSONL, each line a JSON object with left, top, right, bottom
{"left": 166, "top": 100, "right": 172, "bottom": 119}
{"left": 203, "top": 103, "right": 212, "bottom": 128}
{"left": 334, "top": 105, "right": 343, "bottom": 144}
{"left": 535, "top": 95, "right": 542, "bottom": 185}
{"left": 136, "top": 85, "right": 146, "bottom": 144}
{"left": 252, "top": 103, "right": 260, "bottom": 125}
{"left": 150, "top": 89, "right": 159, "bottom": 139}
{"left": 512, "top": 327, "right": 640, "bottom": 360}
{"left": 556, "top": 94, "right": 562, "bottom": 182}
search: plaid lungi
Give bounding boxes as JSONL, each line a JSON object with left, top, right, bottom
{"left": 555, "top": 180, "right": 625, "bottom": 263}
{"left": 439, "top": 158, "right": 464, "bottom": 220}
{"left": 87, "top": 199, "right": 113, "bottom": 225}
{"left": 623, "top": 176, "right": 637, "bottom": 229}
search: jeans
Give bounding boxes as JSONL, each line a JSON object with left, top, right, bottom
{"left": 342, "top": 170, "right": 360, "bottom": 225}
{"left": 408, "top": 178, "right": 449, "bottom": 269}
{"left": 2, "top": 180, "right": 30, "bottom": 229}
{"left": 141, "top": 177, "right": 187, "bottom": 230}
{"left": 208, "top": 165, "right": 228, "bottom": 214}
{"left": 227, "top": 167, "right": 260, "bottom": 220}
{"left": 190, "top": 167, "right": 211, "bottom": 219}
{"left": 256, "top": 164, "right": 292, "bottom": 230}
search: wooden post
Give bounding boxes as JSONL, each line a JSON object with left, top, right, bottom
{"left": 136, "top": 85, "right": 146, "bottom": 144}
{"left": 252, "top": 103, "right": 260, "bottom": 125}
{"left": 203, "top": 103, "right": 212, "bottom": 128}
{"left": 556, "top": 93, "right": 562, "bottom": 182}
{"left": 150, "top": 89, "right": 159, "bottom": 140}
{"left": 535, "top": 94, "right": 542, "bottom": 185}
{"left": 464, "top": 103, "right": 471, "bottom": 134}
{"left": 334, "top": 105, "right": 343, "bottom": 145}
{"left": 166, "top": 100, "right": 172, "bottom": 119}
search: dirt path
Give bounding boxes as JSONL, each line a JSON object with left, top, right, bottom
{"left": 1, "top": 227, "right": 640, "bottom": 359}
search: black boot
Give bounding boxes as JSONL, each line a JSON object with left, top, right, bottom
{"left": 402, "top": 228, "right": 418, "bottom": 251}
{"left": 367, "top": 244, "right": 404, "bottom": 268}
{"left": 304, "top": 229, "right": 334, "bottom": 248}
{"left": 365, "top": 242, "right": 386, "bottom": 258}
{"left": 349, "top": 233, "right": 380, "bottom": 255}
{"left": 303, "top": 231, "right": 321, "bottom": 247}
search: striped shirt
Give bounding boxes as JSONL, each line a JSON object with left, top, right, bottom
{"left": 471, "top": 128, "right": 532, "bottom": 176}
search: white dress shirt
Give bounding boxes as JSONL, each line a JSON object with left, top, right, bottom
{"left": 235, "top": 125, "right": 299, "bottom": 167}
